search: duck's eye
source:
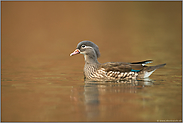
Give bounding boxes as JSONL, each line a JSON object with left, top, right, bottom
{"left": 81, "top": 45, "right": 86, "bottom": 48}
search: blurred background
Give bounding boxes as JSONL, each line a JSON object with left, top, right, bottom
{"left": 1, "top": 1, "right": 182, "bottom": 122}
{"left": 2, "top": 1, "right": 181, "bottom": 64}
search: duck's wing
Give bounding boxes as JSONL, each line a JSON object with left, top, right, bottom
{"left": 100, "top": 60, "right": 154, "bottom": 72}
{"left": 100, "top": 62, "right": 145, "bottom": 73}
{"left": 130, "top": 60, "right": 153, "bottom": 66}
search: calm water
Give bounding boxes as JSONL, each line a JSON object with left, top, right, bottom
{"left": 1, "top": 1, "right": 182, "bottom": 122}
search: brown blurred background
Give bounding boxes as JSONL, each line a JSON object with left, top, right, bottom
{"left": 2, "top": 1, "right": 181, "bottom": 65}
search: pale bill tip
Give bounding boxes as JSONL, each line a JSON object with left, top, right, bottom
{"left": 70, "top": 53, "right": 73, "bottom": 56}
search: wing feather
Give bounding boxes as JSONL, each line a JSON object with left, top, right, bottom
{"left": 100, "top": 62, "right": 145, "bottom": 73}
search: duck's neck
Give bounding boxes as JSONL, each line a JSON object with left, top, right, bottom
{"left": 83, "top": 54, "right": 100, "bottom": 80}
{"left": 84, "top": 54, "right": 99, "bottom": 64}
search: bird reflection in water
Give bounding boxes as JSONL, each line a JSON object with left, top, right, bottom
{"left": 70, "top": 78, "right": 154, "bottom": 121}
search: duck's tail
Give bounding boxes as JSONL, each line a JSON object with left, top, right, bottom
{"left": 138, "top": 63, "right": 166, "bottom": 78}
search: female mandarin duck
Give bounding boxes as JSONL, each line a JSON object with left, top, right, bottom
{"left": 70, "top": 41, "right": 166, "bottom": 81}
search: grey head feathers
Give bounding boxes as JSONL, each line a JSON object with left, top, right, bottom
{"left": 76, "top": 41, "right": 100, "bottom": 58}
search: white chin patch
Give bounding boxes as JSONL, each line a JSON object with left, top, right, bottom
{"left": 80, "top": 52, "right": 85, "bottom": 55}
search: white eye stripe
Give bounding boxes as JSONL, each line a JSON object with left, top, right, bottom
{"left": 81, "top": 45, "right": 92, "bottom": 49}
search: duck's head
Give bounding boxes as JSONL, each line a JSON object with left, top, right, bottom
{"left": 70, "top": 41, "right": 100, "bottom": 58}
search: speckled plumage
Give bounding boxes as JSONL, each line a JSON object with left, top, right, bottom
{"left": 70, "top": 41, "right": 166, "bottom": 82}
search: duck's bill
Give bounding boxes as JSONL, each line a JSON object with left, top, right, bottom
{"left": 70, "top": 49, "right": 80, "bottom": 56}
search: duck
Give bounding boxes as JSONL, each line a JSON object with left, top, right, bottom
{"left": 70, "top": 41, "right": 166, "bottom": 82}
